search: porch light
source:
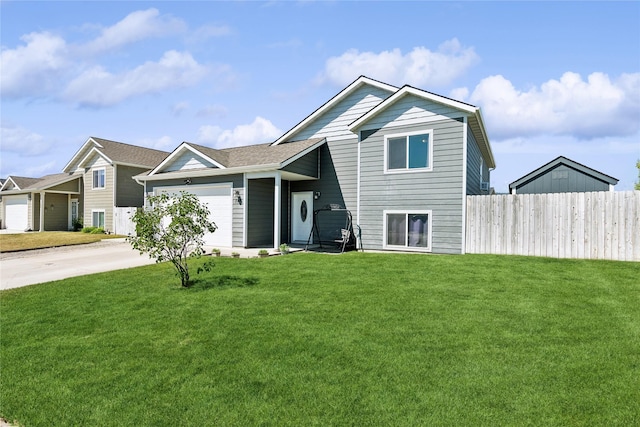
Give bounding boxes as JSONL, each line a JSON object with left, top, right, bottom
{"left": 184, "top": 178, "right": 192, "bottom": 185}
{"left": 234, "top": 190, "right": 242, "bottom": 205}
{"left": 314, "top": 191, "right": 321, "bottom": 200}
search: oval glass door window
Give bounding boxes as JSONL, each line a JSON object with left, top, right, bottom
{"left": 300, "top": 200, "right": 308, "bottom": 222}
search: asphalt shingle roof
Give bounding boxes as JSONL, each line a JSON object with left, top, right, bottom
{"left": 3, "top": 173, "right": 81, "bottom": 192}
{"left": 91, "top": 137, "right": 170, "bottom": 168}
{"left": 184, "top": 138, "right": 324, "bottom": 169}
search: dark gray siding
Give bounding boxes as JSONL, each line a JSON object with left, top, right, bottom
{"left": 359, "top": 119, "right": 466, "bottom": 254}
{"left": 247, "top": 178, "right": 274, "bottom": 247}
{"left": 290, "top": 139, "right": 357, "bottom": 235}
{"left": 145, "top": 174, "right": 245, "bottom": 247}
{"left": 516, "top": 165, "right": 610, "bottom": 194}
{"left": 466, "top": 130, "right": 490, "bottom": 195}
{"left": 282, "top": 149, "right": 319, "bottom": 178}
{"left": 115, "top": 165, "right": 147, "bottom": 207}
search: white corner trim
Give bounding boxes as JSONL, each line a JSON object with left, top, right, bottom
{"left": 461, "top": 117, "right": 468, "bottom": 255}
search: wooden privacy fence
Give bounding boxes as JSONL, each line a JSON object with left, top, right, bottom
{"left": 466, "top": 191, "right": 640, "bottom": 261}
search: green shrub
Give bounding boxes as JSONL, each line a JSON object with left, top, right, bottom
{"left": 72, "top": 217, "right": 83, "bottom": 231}
{"left": 81, "top": 227, "right": 105, "bottom": 234}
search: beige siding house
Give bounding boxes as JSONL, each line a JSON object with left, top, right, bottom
{"left": 62, "top": 137, "right": 169, "bottom": 233}
{"left": 1, "top": 137, "right": 169, "bottom": 233}
{"left": 0, "top": 173, "right": 83, "bottom": 231}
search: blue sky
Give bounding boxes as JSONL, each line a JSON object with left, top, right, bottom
{"left": 1, "top": 1, "right": 639, "bottom": 192}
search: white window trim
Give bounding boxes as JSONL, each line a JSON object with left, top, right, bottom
{"left": 92, "top": 167, "right": 106, "bottom": 190}
{"left": 383, "top": 209, "right": 432, "bottom": 252}
{"left": 91, "top": 209, "right": 105, "bottom": 228}
{"left": 384, "top": 129, "right": 434, "bottom": 174}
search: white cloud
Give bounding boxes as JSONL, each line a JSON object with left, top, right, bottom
{"left": 319, "top": 39, "right": 479, "bottom": 88}
{"left": 80, "top": 8, "right": 187, "bottom": 54}
{"left": 63, "top": 50, "right": 210, "bottom": 107}
{"left": 0, "top": 32, "right": 68, "bottom": 98}
{"left": 136, "top": 135, "right": 174, "bottom": 150}
{"left": 1, "top": 9, "right": 233, "bottom": 105}
{"left": 197, "top": 117, "right": 282, "bottom": 148}
{"left": 0, "top": 124, "right": 51, "bottom": 156}
{"left": 469, "top": 72, "right": 640, "bottom": 140}
{"left": 197, "top": 125, "right": 223, "bottom": 144}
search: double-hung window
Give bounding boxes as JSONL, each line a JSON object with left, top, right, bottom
{"left": 92, "top": 168, "right": 106, "bottom": 189}
{"left": 92, "top": 210, "right": 105, "bottom": 228}
{"left": 384, "top": 210, "right": 432, "bottom": 251}
{"left": 385, "top": 130, "right": 433, "bottom": 173}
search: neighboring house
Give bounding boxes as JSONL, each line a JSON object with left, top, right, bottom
{"left": 0, "top": 173, "right": 83, "bottom": 231}
{"left": 1, "top": 137, "right": 169, "bottom": 232}
{"left": 61, "top": 137, "right": 169, "bottom": 232}
{"left": 136, "top": 76, "right": 495, "bottom": 254}
{"left": 509, "top": 156, "right": 618, "bottom": 194}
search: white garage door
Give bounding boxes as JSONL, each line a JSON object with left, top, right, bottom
{"left": 157, "top": 184, "right": 233, "bottom": 247}
{"left": 4, "top": 195, "right": 29, "bottom": 230}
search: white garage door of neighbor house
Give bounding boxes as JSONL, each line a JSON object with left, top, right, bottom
{"left": 158, "top": 184, "right": 233, "bottom": 247}
{"left": 4, "top": 195, "right": 29, "bottom": 230}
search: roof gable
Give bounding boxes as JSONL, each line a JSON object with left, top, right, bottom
{"left": 348, "top": 84, "right": 495, "bottom": 169}
{"left": 272, "top": 76, "right": 396, "bottom": 145}
{"left": 140, "top": 138, "right": 326, "bottom": 180}
{"left": 0, "top": 176, "right": 40, "bottom": 191}
{"left": 0, "top": 173, "right": 82, "bottom": 193}
{"left": 149, "top": 143, "right": 227, "bottom": 175}
{"left": 509, "top": 156, "right": 619, "bottom": 190}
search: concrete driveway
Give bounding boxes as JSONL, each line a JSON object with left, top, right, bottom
{"left": 0, "top": 239, "right": 156, "bottom": 290}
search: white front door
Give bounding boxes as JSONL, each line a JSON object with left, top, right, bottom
{"left": 291, "top": 191, "right": 313, "bottom": 243}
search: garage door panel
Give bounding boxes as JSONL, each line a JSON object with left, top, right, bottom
{"left": 5, "top": 195, "right": 29, "bottom": 230}
{"left": 156, "top": 184, "right": 233, "bottom": 247}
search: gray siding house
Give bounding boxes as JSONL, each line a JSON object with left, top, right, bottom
{"left": 509, "top": 156, "right": 618, "bottom": 194}
{"left": 137, "top": 76, "right": 495, "bottom": 254}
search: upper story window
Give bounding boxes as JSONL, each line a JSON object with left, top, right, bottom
{"left": 92, "top": 168, "right": 106, "bottom": 189}
{"left": 385, "top": 130, "right": 433, "bottom": 173}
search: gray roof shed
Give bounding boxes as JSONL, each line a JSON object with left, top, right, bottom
{"left": 509, "top": 156, "right": 618, "bottom": 194}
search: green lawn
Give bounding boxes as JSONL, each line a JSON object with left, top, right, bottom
{"left": 1, "top": 253, "right": 638, "bottom": 426}
{"left": 0, "top": 232, "right": 123, "bottom": 253}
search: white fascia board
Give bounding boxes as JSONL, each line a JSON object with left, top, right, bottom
{"left": 473, "top": 108, "right": 496, "bottom": 169}
{"left": 137, "top": 163, "right": 282, "bottom": 182}
{"left": 148, "top": 143, "right": 225, "bottom": 176}
{"left": 63, "top": 137, "right": 101, "bottom": 173}
{"left": 78, "top": 147, "right": 113, "bottom": 168}
{"left": 0, "top": 177, "right": 20, "bottom": 191}
{"left": 279, "top": 138, "right": 327, "bottom": 168}
{"left": 272, "top": 76, "right": 397, "bottom": 145}
{"left": 348, "top": 86, "right": 477, "bottom": 132}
